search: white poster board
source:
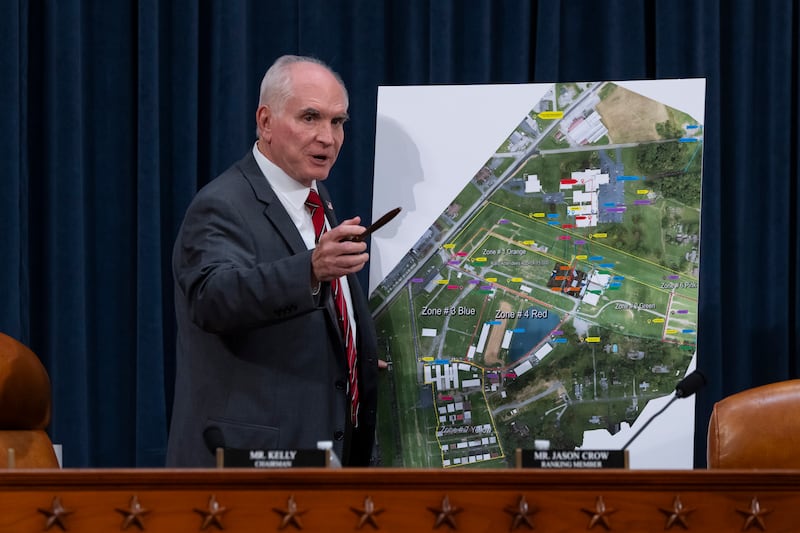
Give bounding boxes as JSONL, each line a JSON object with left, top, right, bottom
{"left": 370, "top": 79, "right": 705, "bottom": 469}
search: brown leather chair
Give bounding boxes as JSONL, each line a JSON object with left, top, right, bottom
{"left": 0, "top": 332, "right": 60, "bottom": 468}
{"left": 707, "top": 379, "right": 800, "bottom": 468}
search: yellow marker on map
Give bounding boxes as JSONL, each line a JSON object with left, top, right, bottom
{"left": 576, "top": 254, "right": 588, "bottom": 260}
{"left": 421, "top": 356, "right": 434, "bottom": 362}
{"left": 666, "top": 329, "right": 678, "bottom": 334}
{"left": 586, "top": 336, "right": 601, "bottom": 343}
{"left": 474, "top": 257, "right": 487, "bottom": 262}
{"left": 653, "top": 318, "right": 665, "bottom": 323}
{"left": 443, "top": 243, "right": 455, "bottom": 249}
{"left": 522, "top": 240, "right": 535, "bottom": 245}
{"left": 637, "top": 189, "right": 649, "bottom": 195}
{"left": 510, "top": 277, "right": 523, "bottom": 282}
{"left": 532, "top": 213, "right": 546, "bottom": 218}
{"left": 538, "top": 110, "right": 564, "bottom": 119}
{"left": 436, "top": 279, "right": 448, "bottom": 285}
{"left": 486, "top": 277, "right": 498, "bottom": 282}
{"left": 593, "top": 233, "right": 608, "bottom": 238}
{"left": 568, "top": 205, "right": 582, "bottom": 212}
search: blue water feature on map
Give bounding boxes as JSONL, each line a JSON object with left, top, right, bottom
{"left": 507, "top": 307, "right": 561, "bottom": 363}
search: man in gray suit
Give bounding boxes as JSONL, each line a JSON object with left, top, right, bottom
{"left": 166, "top": 55, "right": 379, "bottom": 467}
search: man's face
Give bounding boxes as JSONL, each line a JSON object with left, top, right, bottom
{"left": 257, "top": 63, "right": 349, "bottom": 187}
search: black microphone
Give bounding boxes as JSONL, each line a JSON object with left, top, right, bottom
{"left": 620, "top": 370, "right": 707, "bottom": 451}
{"left": 203, "top": 426, "right": 226, "bottom": 455}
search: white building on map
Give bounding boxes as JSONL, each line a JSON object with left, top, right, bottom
{"left": 525, "top": 173, "right": 542, "bottom": 193}
{"left": 561, "top": 168, "right": 609, "bottom": 228}
{"left": 563, "top": 110, "right": 608, "bottom": 145}
{"left": 423, "top": 363, "right": 461, "bottom": 390}
{"left": 476, "top": 323, "right": 491, "bottom": 354}
{"left": 501, "top": 330, "right": 514, "bottom": 349}
{"left": 582, "top": 271, "right": 612, "bottom": 306}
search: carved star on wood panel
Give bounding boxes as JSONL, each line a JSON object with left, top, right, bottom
{"left": 193, "top": 494, "right": 228, "bottom": 530}
{"left": 736, "top": 496, "right": 771, "bottom": 531}
{"left": 427, "top": 495, "right": 463, "bottom": 529}
{"left": 504, "top": 495, "right": 535, "bottom": 530}
{"left": 659, "top": 495, "right": 695, "bottom": 530}
{"left": 581, "top": 495, "right": 616, "bottom": 530}
{"left": 273, "top": 494, "right": 307, "bottom": 530}
{"left": 115, "top": 494, "right": 151, "bottom": 530}
{"left": 350, "top": 495, "right": 385, "bottom": 529}
{"left": 37, "top": 496, "right": 74, "bottom": 531}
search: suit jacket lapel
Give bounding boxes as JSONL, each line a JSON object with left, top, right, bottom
{"left": 235, "top": 151, "right": 308, "bottom": 256}
{"left": 318, "top": 185, "right": 368, "bottom": 327}
{"left": 317, "top": 184, "right": 339, "bottom": 227}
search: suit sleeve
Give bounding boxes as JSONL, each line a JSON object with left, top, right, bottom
{"left": 174, "top": 188, "right": 317, "bottom": 334}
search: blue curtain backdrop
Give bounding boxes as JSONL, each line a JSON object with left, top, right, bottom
{"left": 1, "top": 0, "right": 797, "bottom": 467}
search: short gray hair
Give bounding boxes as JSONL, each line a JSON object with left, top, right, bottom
{"left": 258, "top": 55, "right": 349, "bottom": 113}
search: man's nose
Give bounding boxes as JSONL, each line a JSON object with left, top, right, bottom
{"left": 315, "top": 122, "right": 334, "bottom": 144}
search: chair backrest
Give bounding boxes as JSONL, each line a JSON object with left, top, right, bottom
{"left": 0, "top": 332, "right": 59, "bottom": 468}
{"left": 707, "top": 379, "right": 800, "bottom": 468}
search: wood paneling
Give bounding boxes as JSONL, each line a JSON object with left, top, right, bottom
{"left": 1, "top": 468, "right": 798, "bottom": 532}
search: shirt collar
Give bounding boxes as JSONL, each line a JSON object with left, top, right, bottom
{"left": 252, "top": 142, "right": 317, "bottom": 210}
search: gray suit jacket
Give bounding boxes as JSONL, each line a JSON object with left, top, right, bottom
{"left": 166, "top": 151, "right": 378, "bottom": 467}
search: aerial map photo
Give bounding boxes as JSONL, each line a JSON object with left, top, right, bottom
{"left": 370, "top": 81, "right": 704, "bottom": 468}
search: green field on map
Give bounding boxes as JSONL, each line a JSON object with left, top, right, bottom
{"left": 371, "top": 82, "right": 703, "bottom": 468}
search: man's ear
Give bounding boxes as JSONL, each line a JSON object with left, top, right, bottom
{"left": 256, "top": 105, "right": 272, "bottom": 141}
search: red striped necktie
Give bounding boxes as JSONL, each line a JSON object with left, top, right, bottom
{"left": 305, "top": 189, "right": 360, "bottom": 426}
